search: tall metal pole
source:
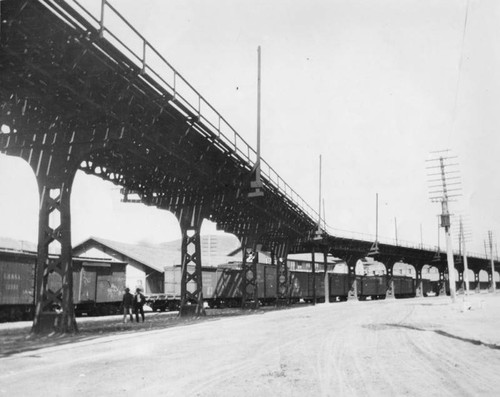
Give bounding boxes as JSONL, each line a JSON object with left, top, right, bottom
{"left": 394, "top": 217, "right": 398, "bottom": 245}
{"left": 375, "top": 193, "right": 379, "bottom": 243}
{"left": 318, "top": 154, "right": 322, "bottom": 233}
{"left": 437, "top": 216, "right": 440, "bottom": 252}
{"left": 249, "top": 46, "right": 263, "bottom": 197}
{"left": 256, "top": 45, "right": 261, "bottom": 178}
{"left": 460, "top": 217, "right": 469, "bottom": 296}
{"left": 420, "top": 223, "right": 423, "bottom": 249}
{"left": 438, "top": 157, "right": 456, "bottom": 302}
{"left": 323, "top": 198, "right": 326, "bottom": 230}
{"left": 489, "top": 230, "right": 496, "bottom": 292}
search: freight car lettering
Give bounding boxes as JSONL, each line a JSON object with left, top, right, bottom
{"left": 3, "top": 273, "right": 21, "bottom": 280}
{"left": 5, "top": 283, "right": 19, "bottom": 290}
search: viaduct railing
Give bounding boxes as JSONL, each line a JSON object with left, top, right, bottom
{"left": 44, "top": 0, "right": 320, "bottom": 224}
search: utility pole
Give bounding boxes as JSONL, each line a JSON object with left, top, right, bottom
{"left": 249, "top": 46, "right": 264, "bottom": 198}
{"left": 488, "top": 230, "right": 496, "bottom": 292}
{"left": 316, "top": 154, "right": 322, "bottom": 237}
{"left": 459, "top": 216, "right": 470, "bottom": 296}
{"left": 394, "top": 217, "right": 398, "bottom": 246}
{"left": 368, "top": 193, "right": 379, "bottom": 257}
{"left": 427, "top": 150, "right": 462, "bottom": 303}
{"left": 420, "top": 223, "right": 423, "bottom": 249}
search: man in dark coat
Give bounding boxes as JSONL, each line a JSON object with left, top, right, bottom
{"left": 133, "top": 288, "right": 146, "bottom": 322}
{"left": 122, "top": 287, "right": 134, "bottom": 323}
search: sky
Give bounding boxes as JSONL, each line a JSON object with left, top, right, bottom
{"left": 0, "top": 0, "right": 499, "bottom": 257}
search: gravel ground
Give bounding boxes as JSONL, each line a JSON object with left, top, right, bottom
{"left": 0, "top": 306, "right": 281, "bottom": 358}
{"left": 1, "top": 293, "right": 500, "bottom": 396}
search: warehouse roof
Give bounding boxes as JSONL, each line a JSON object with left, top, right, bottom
{"left": 73, "top": 234, "right": 242, "bottom": 273}
{"left": 0, "top": 237, "right": 37, "bottom": 254}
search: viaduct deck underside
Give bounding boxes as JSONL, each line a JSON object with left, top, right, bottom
{"left": 0, "top": 0, "right": 318, "bottom": 249}
{"left": 296, "top": 237, "right": 497, "bottom": 273}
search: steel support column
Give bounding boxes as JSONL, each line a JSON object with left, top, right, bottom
{"left": 439, "top": 268, "right": 447, "bottom": 296}
{"left": 274, "top": 242, "right": 290, "bottom": 306}
{"left": 241, "top": 240, "right": 259, "bottom": 309}
{"left": 178, "top": 206, "right": 206, "bottom": 316}
{"left": 488, "top": 269, "right": 495, "bottom": 293}
{"left": 311, "top": 247, "right": 316, "bottom": 304}
{"left": 347, "top": 257, "right": 358, "bottom": 301}
{"left": 11, "top": 144, "right": 82, "bottom": 335}
{"left": 385, "top": 263, "right": 395, "bottom": 299}
{"left": 415, "top": 266, "right": 423, "bottom": 298}
{"left": 457, "top": 271, "right": 464, "bottom": 294}
{"left": 474, "top": 271, "right": 480, "bottom": 293}
{"left": 323, "top": 250, "right": 330, "bottom": 304}
{"left": 32, "top": 174, "right": 78, "bottom": 334}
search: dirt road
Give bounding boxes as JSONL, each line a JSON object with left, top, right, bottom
{"left": 2, "top": 294, "right": 500, "bottom": 396}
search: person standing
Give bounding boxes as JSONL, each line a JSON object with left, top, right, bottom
{"left": 134, "top": 287, "right": 146, "bottom": 323}
{"left": 122, "top": 287, "right": 134, "bottom": 323}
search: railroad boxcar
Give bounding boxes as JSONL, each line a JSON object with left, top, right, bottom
{"left": 307, "top": 272, "right": 326, "bottom": 302}
{"left": 479, "top": 281, "right": 490, "bottom": 290}
{"left": 328, "top": 273, "right": 350, "bottom": 301}
{"left": 393, "top": 275, "right": 416, "bottom": 298}
{"left": 257, "top": 263, "right": 277, "bottom": 305}
{"left": 289, "top": 270, "right": 310, "bottom": 303}
{"left": 0, "top": 250, "right": 127, "bottom": 321}
{"left": 71, "top": 260, "right": 126, "bottom": 315}
{"left": 421, "top": 279, "right": 439, "bottom": 296}
{"left": 45, "top": 258, "right": 126, "bottom": 316}
{"left": 213, "top": 265, "right": 242, "bottom": 307}
{"left": 213, "top": 263, "right": 277, "bottom": 306}
{"left": 358, "top": 276, "right": 386, "bottom": 300}
{"left": 0, "top": 251, "right": 35, "bottom": 321}
{"left": 161, "top": 265, "right": 218, "bottom": 310}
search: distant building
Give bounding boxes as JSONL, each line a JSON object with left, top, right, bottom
{"left": 73, "top": 234, "right": 241, "bottom": 294}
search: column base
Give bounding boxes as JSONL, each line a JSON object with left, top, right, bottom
{"left": 31, "top": 312, "right": 78, "bottom": 335}
{"left": 275, "top": 298, "right": 289, "bottom": 307}
{"left": 179, "top": 304, "right": 205, "bottom": 317}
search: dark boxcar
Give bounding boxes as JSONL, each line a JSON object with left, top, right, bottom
{"left": 264, "top": 264, "right": 277, "bottom": 302}
{"left": 213, "top": 266, "right": 243, "bottom": 307}
{"left": 255, "top": 263, "right": 266, "bottom": 301}
{"left": 70, "top": 259, "right": 126, "bottom": 315}
{"left": 289, "top": 270, "right": 310, "bottom": 303}
{"left": 1, "top": 253, "right": 126, "bottom": 320}
{"left": 329, "top": 273, "right": 350, "bottom": 300}
{"left": 359, "top": 276, "right": 386, "bottom": 300}
{"left": 0, "top": 253, "right": 36, "bottom": 321}
{"left": 479, "top": 281, "right": 490, "bottom": 290}
{"left": 307, "top": 273, "right": 325, "bottom": 301}
{"left": 48, "top": 259, "right": 126, "bottom": 315}
{"left": 393, "top": 276, "right": 416, "bottom": 298}
{"left": 256, "top": 263, "right": 277, "bottom": 304}
{"left": 0, "top": 257, "right": 35, "bottom": 305}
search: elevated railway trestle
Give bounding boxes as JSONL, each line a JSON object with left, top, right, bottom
{"left": 0, "top": 0, "right": 498, "bottom": 334}
{"left": 0, "top": 0, "right": 319, "bottom": 333}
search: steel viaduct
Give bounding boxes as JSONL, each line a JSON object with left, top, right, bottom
{"left": 0, "top": 0, "right": 498, "bottom": 334}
